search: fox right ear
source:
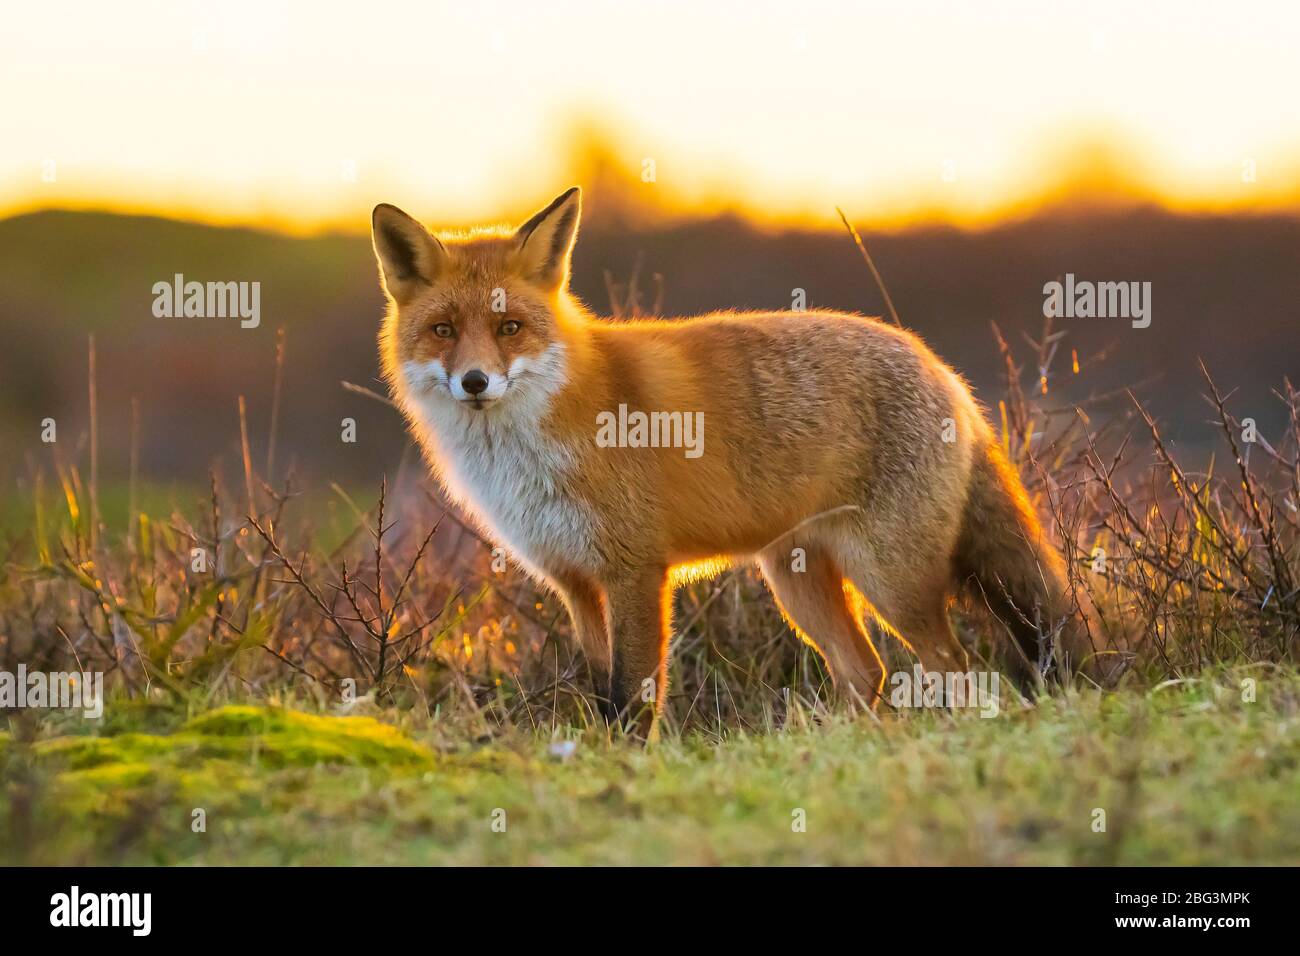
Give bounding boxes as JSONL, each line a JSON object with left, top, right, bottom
{"left": 371, "top": 204, "right": 446, "bottom": 303}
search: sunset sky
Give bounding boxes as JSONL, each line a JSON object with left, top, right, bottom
{"left": 3, "top": 0, "right": 1299, "bottom": 232}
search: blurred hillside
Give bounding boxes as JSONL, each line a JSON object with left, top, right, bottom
{"left": 1, "top": 205, "right": 1296, "bottom": 487}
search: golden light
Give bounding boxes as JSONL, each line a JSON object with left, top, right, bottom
{"left": 2, "top": 1, "right": 1298, "bottom": 232}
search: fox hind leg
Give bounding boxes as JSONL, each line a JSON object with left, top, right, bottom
{"left": 874, "top": 579, "right": 968, "bottom": 675}
{"left": 837, "top": 543, "right": 969, "bottom": 677}
{"left": 758, "top": 546, "right": 885, "bottom": 705}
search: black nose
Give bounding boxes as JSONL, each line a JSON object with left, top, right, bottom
{"left": 461, "top": 370, "right": 489, "bottom": 396}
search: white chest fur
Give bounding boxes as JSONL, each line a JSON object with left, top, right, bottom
{"left": 399, "top": 357, "right": 596, "bottom": 579}
{"left": 433, "top": 415, "right": 596, "bottom": 576}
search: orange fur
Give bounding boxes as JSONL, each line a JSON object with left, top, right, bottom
{"left": 371, "top": 188, "right": 1090, "bottom": 733}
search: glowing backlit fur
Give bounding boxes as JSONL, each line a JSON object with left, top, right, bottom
{"left": 371, "top": 188, "right": 1092, "bottom": 733}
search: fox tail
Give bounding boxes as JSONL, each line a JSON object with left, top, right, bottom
{"left": 954, "top": 439, "right": 1098, "bottom": 681}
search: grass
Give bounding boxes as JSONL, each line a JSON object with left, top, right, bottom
{"left": 3, "top": 665, "right": 1297, "bottom": 865}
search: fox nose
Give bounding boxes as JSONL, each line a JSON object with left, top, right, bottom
{"left": 460, "top": 369, "right": 489, "bottom": 396}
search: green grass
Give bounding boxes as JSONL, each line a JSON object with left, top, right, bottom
{"left": 4, "top": 665, "right": 1297, "bottom": 865}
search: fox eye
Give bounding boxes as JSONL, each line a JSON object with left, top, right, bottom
{"left": 500, "top": 320, "right": 521, "bottom": 336}
{"left": 432, "top": 322, "right": 454, "bottom": 339}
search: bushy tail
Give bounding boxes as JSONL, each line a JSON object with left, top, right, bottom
{"left": 955, "top": 440, "right": 1096, "bottom": 681}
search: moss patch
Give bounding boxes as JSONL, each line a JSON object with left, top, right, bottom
{"left": 31, "top": 705, "right": 435, "bottom": 773}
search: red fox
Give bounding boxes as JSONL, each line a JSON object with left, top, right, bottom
{"left": 371, "top": 188, "right": 1093, "bottom": 730}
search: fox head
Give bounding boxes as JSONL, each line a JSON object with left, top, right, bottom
{"left": 372, "top": 187, "right": 580, "bottom": 414}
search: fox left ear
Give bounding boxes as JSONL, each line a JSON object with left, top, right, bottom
{"left": 514, "top": 187, "right": 581, "bottom": 291}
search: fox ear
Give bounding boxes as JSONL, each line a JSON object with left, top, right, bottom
{"left": 514, "top": 187, "right": 581, "bottom": 290}
{"left": 371, "top": 204, "right": 446, "bottom": 303}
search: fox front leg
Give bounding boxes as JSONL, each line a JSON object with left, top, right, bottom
{"left": 603, "top": 566, "right": 671, "bottom": 738}
{"left": 553, "top": 575, "right": 613, "bottom": 714}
